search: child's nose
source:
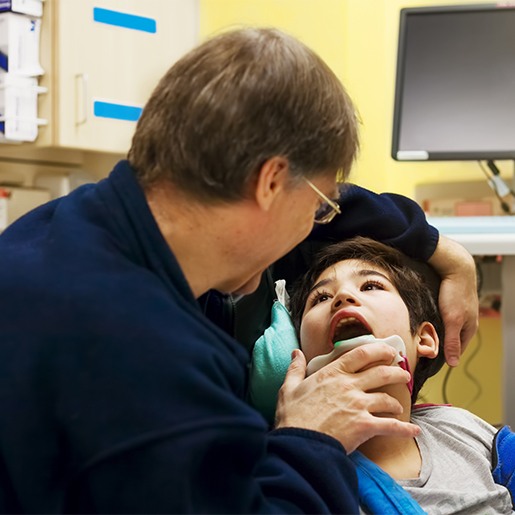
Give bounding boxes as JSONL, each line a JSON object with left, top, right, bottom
{"left": 332, "top": 291, "right": 359, "bottom": 309}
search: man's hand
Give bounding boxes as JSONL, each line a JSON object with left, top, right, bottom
{"left": 428, "top": 235, "right": 479, "bottom": 366}
{"left": 274, "top": 345, "right": 419, "bottom": 453}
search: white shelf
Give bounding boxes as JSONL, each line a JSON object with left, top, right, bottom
{"left": 428, "top": 216, "right": 515, "bottom": 255}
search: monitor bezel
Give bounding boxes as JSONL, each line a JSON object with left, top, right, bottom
{"left": 391, "top": 3, "right": 515, "bottom": 161}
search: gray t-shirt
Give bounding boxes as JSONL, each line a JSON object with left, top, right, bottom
{"left": 396, "top": 405, "right": 513, "bottom": 514}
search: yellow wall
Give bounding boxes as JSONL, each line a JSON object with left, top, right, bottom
{"left": 420, "top": 317, "right": 502, "bottom": 425}
{"left": 200, "top": 0, "right": 504, "bottom": 425}
{"left": 200, "top": 1, "right": 349, "bottom": 88}
{"left": 200, "top": 0, "right": 513, "bottom": 196}
{"left": 343, "top": 0, "right": 514, "bottom": 197}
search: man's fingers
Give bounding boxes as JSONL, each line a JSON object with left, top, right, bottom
{"left": 340, "top": 414, "right": 420, "bottom": 453}
{"left": 363, "top": 418, "right": 420, "bottom": 441}
{"left": 355, "top": 365, "right": 412, "bottom": 393}
{"left": 331, "top": 343, "right": 398, "bottom": 374}
{"left": 277, "top": 346, "right": 419, "bottom": 452}
{"left": 429, "top": 235, "right": 479, "bottom": 367}
{"left": 276, "top": 350, "right": 308, "bottom": 426}
{"left": 361, "top": 391, "right": 404, "bottom": 416}
{"left": 443, "top": 309, "right": 478, "bottom": 367}
{"left": 281, "top": 349, "right": 307, "bottom": 390}
{"left": 443, "top": 325, "right": 462, "bottom": 367}
{"left": 460, "top": 315, "right": 479, "bottom": 350}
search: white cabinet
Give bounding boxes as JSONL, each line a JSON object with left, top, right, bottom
{"left": 37, "top": 0, "right": 198, "bottom": 153}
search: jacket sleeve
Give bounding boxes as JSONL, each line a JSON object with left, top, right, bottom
{"left": 311, "top": 184, "right": 439, "bottom": 260}
{"left": 58, "top": 322, "right": 360, "bottom": 514}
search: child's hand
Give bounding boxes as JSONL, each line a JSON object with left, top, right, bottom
{"left": 274, "top": 343, "right": 419, "bottom": 453}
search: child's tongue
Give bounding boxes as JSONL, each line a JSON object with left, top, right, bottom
{"left": 306, "top": 334, "right": 413, "bottom": 394}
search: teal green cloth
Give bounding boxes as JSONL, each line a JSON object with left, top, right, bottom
{"left": 248, "top": 301, "right": 300, "bottom": 424}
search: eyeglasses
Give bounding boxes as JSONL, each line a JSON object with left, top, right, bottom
{"left": 304, "top": 178, "right": 342, "bottom": 224}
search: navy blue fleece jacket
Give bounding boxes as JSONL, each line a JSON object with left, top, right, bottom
{"left": 0, "top": 160, "right": 438, "bottom": 513}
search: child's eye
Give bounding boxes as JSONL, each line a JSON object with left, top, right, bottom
{"left": 361, "top": 280, "right": 385, "bottom": 291}
{"left": 309, "top": 290, "right": 332, "bottom": 306}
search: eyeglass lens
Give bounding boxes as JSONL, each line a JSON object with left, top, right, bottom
{"left": 314, "top": 203, "right": 336, "bottom": 223}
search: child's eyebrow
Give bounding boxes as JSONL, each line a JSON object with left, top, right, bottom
{"left": 308, "top": 277, "right": 334, "bottom": 296}
{"left": 356, "top": 269, "right": 392, "bottom": 282}
{"left": 308, "top": 268, "right": 392, "bottom": 296}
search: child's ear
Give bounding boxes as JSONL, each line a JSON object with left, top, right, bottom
{"left": 416, "top": 321, "right": 439, "bottom": 359}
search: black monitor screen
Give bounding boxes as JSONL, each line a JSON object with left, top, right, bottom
{"left": 392, "top": 4, "right": 515, "bottom": 161}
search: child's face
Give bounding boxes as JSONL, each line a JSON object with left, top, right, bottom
{"left": 300, "top": 259, "right": 418, "bottom": 367}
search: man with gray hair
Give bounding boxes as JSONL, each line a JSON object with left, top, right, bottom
{"left": 0, "top": 27, "right": 477, "bottom": 513}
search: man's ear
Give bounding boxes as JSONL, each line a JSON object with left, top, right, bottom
{"left": 416, "top": 321, "right": 439, "bottom": 359}
{"left": 254, "top": 156, "right": 290, "bottom": 212}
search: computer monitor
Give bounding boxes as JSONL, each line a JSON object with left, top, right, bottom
{"left": 392, "top": 4, "right": 515, "bottom": 161}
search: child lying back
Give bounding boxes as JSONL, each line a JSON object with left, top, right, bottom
{"left": 286, "top": 236, "right": 514, "bottom": 514}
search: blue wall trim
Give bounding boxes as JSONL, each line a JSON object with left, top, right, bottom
{"left": 93, "top": 7, "right": 156, "bottom": 33}
{"left": 0, "top": 1, "right": 14, "bottom": 12}
{"left": 93, "top": 101, "right": 142, "bottom": 122}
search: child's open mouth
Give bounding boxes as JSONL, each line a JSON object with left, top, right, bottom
{"left": 331, "top": 316, "right": 372, "bottom": 345}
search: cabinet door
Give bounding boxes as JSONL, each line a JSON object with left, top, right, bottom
{"left": 55, "top": 0, "right": 198, "bottom": 153}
